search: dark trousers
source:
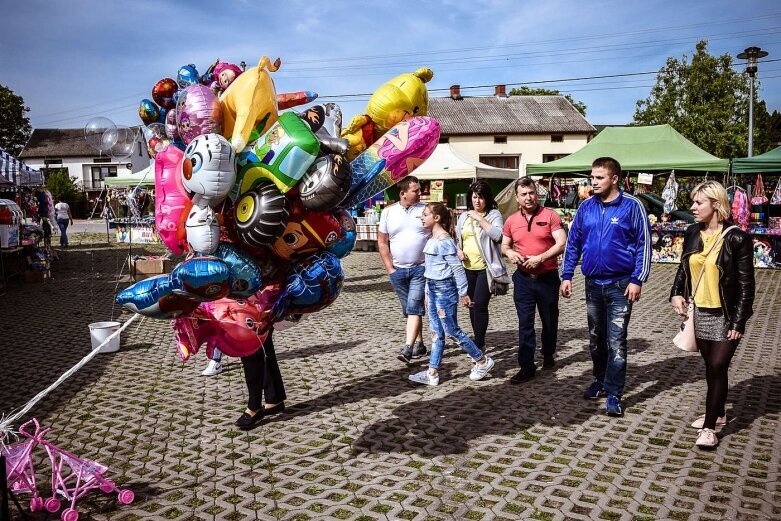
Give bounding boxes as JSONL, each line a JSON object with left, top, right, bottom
{"left": 241, "top": 330, "right": 286, "bottom": 411}
{"left": 513, "top": 269, "right": 560, "bottom": 374}
{"left": 465, "top": 268, "right": 492, "bottom": 349}
{"left": 56, "top": 218, "right": 69, "bottom": 246}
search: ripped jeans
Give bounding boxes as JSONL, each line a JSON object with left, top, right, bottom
{"left": 426, "top": 278, "right": 484, "bottom": 370}
{"left": 585, "top": 278, "right": 633, "bottom": 398}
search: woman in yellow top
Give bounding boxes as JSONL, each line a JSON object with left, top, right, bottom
{"left": 455, "top": 180, "right": 507, "bottom": 352}
{"left": 670, "top": 181, "right": 755, "bottom": 449}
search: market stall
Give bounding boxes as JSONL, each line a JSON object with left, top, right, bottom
{"left": 102, "top": 164, "right": 158, "bottom": 243}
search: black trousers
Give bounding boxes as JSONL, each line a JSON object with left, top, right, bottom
{"left": 241, "top": 330, "right": 287, "bottom": 411}
{"left": 465, "top": 268, "right": 492, "bottom": 349}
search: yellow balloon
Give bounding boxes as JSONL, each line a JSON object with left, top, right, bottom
{"left": 220, "top": 56, "right": 281, "bottom": 153}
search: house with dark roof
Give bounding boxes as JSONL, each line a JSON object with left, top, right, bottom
{"left": 19, "top": 128, "right": 149, "bottom": 195}
{"left": 428, "top": 85, "right": 595, "bottom": 175}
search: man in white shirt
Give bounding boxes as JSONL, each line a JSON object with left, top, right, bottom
{"left": 378, "top": 176, "right": 431, "bottom": 363}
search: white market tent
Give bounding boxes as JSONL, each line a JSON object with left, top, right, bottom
{"left": 413, "top": 144, "right": 519, "bottom": 181}
{"left": 104, "top": 163, "right": 155, "bottom": 187}
{"left": 0, "top": 147, "right": 44, "bottom": 187}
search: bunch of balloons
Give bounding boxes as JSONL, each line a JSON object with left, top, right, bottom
{"left": 84, "top": 117, "right": 138, "bottom": 159}
{"left": 116, "top": 56, "right": 441, "bottom": 361}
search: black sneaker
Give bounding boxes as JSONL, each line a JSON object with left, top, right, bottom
{"left": 509, "top": 369, "right": 535, "bottom": 384}
{"left": 398, "top": 344, "right": 413, "bottom": 363}
{"left": 583, "top": 380, "right": 605, "bottom": 399}
{"left": 411, "top": 340, "right": 428, "bottom": 358}
{"left": 542, "top": 356, "right": 555, "bottom": 369}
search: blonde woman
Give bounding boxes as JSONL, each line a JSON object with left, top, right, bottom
{"left": 670, "top": 180, "right": 755, "bottom": 449}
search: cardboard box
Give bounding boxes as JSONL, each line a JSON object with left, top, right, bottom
{"left": 24, "top": 270, "right": 51, "bottom": 283}
{"left": 128, "top": 258, "right": 175, "bottom": 281}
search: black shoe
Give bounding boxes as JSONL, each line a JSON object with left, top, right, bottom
{"left": 509, "top": 369, "right": 535, "bottom": 384}
{"left": 542, "top": 356, "right": 555, "bottom": 369}
{"left": 583, "top": 380, "right": 605, "bottom": 399}
{"left": 263, "top": 402, "right": 286, "bottom": 416}
{"left": 398, "top": 344, "right": 413, "bottom": 363}
{"left": 235, "top": 410, "right": 263, "bottom": 430}
{"left": 411, "top": 341, "right": 428, "bottom": 358}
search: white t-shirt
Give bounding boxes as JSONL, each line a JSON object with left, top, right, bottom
{"left": 54, "top": 202, "right": 70, "bottom": 220}
{"left": 378, "top": 202, "right": 430, "bottom": 267}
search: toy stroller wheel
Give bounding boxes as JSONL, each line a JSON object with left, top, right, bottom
{"left": 100, "top": 480, "right": 115, "bottom": 493}
{"left": 45, "top": 497, "right": 61, "bottom": 512}
{"left": 118, "top": 489, "right": 135, "bottom": 504}
{"left": 61, "top": 508, "right": 79, "bottom": 521}
{"left": 30, "top": 497, "right": 44, "bottom": 512}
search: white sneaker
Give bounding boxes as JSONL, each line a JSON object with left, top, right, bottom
{"left": 409, "top": 370, "right": 439, "bottom": 386}
{"left": 469, "top": 356, "right": 495, "bottom": 381}
{"left": 695, "top": 428, "right": 719, "bottom": 449}
{"left": 201, "top": 360, "right": 223, "bottom": 376}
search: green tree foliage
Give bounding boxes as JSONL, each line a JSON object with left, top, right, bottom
{"left": 509, "top": 86, "right": 587, "bottom": 116}
{"left": 45, "top": 169, "right": 86, "bottom": 215}
{"left": 633, "top": 40, "right": 774, "bottom": 158}
{"left": 0, "top": 84, "right": 32, "bottom": 156}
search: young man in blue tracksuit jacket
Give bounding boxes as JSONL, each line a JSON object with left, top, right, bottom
{"left": 560, "top": 157, "right": 651, "bottom": 417}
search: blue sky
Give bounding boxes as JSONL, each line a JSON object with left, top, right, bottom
{"left": 2, "top": 0, "right": 779, "bottom": 130}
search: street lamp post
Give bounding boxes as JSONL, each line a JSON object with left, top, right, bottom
{"left": 737, "top": 46, "right": 769, "bottom": 157}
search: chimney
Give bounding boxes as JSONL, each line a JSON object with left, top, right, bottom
{"left": 450, "top": 84, "right": 462, "bottom": 100}
{"left": 494, "top": 84, "right": 507, "bottom": 97}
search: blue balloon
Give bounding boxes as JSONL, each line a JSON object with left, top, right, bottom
{"left": 171, "top": 257, "right": 231, "bottom": 301}
{"left": 116, "top": 275, "right": 199, "bottom": 319}
{"left": 177, "top": 64, "right": 200, "bottom": 88}
{"left": 213, "top": 243, "right": 263, "bottom": 297}
{"left": 285, "top": 252, "right": 343, "bottom": 313}
{"left": 328, "top": 230, "right": 356, "bottom": 259}
{"left": 157, "top": 106, "right": 168, "bottom": 124}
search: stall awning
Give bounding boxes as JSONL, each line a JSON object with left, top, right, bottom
{"left": 413, "top": 144, "right": 519, "bottom": 181}
{"left": 104, "top": 163, "right": 155, "bottom": 187}
{"left": 0, "top": 147, "right": 44, "bottom": 187}
{"left": 732, "top": 146, "right": 781, "bottom": 174}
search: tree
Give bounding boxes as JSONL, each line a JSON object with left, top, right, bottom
{"left": 45, "top": 169, "right": 86, "bottom": 216}
{"left": 0, "top": 84, "right": 32, "bottom": 156}
{"left": 509, "top": 86, "right": 587, "bottom": 116}
{"left": 633, "top": 40, "right": 773, "bottom": 158}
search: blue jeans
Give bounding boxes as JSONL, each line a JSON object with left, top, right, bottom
{"left": 56, "top": 218, "right": 69, "bottom": 246}
{"left": 513, "top": 269, "right": 560, "bottom": 374}
{"left": 389, "top": 265, "right": 426, "bottom": 316}
{"left": 426, "top": 278, "right": 484, "bottom": 370}
{"left": 585, "top": 278, "right": 633, "bottom": 398}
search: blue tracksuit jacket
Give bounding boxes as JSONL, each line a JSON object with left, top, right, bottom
{"left": 561, "top": 191, "right": 652, "bottom": 285}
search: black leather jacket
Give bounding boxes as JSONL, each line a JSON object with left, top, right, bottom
{"left": 670, "top": 222, "right": 755, "bottom": 333}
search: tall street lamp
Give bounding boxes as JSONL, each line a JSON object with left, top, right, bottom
{"left": 737, "top": 46, "right": 768, "bottom": 157}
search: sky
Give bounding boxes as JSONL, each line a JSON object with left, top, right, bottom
{"left": 1, "top": 0, "right": 779, "bottom": 131}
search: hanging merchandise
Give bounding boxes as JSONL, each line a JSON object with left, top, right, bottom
{"left": 662, "top": 171, "right": 678, "bottom": 213}
{"left": 769, "top": 178, "right": 781, "bottom": 206}
{"left": 751, "top": 174, "right": 768, "bottom": 205}
{"left": 730, "top": 187, "right": 750, "bottom": 231}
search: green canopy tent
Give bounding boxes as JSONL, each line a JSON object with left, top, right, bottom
{"left": 104, "top": 164, "right": 155, "bottom": 187}
{"left": 732, "top": 146, "right": 781, "bottom": 173}
{"left": 526, "top": 124, "right": 729, "bottom": 175}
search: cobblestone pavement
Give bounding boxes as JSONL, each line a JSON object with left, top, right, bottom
{"left": 1, "top": 238, "right": 779, "bottom": 521}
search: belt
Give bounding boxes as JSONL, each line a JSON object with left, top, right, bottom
{"left": 516, "top": 269, "right": 557, "bottom": 280}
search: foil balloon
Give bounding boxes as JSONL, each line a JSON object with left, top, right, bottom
{"left": 170, "top": 257, "right": 231, "bottom": 301}
{"left": 285, "top": 251, "right": 344, "bottom": 314}
{"left": 213, "top": 243, "right": 263, "bottom": 298}
{"left": 271, "top": 198, "right": 341, "bottom": 260}
{"left": 198, "top": 298, "right": 270, "bottom": 358}
{"left": 328, "top": 209, "right": 357, "bottom": 259}
{"left": 185, "top": 205, "right": 221, "bottom": 255}
{"left": 138, "top": 99, "right": 160, "bottom": 126}
{"left": 177, "top": 64, "right": 200, "bottom": 88}
{"left": 157, "top": 106, "right": 169, "bottom": 125}
{"left": 220, "top": 56, "right": 280, "bottom": 152}
{"left": 152, "top": 78, "right": 179, "bottom": 109}
{"left": 154, "top": 145, "right": 191, "bottom": 254}
{"left": 182, "top": 133, "right": 237, "bottom": 207}
{"left": 342, "top": 68, "right": 433, "bottom": 159}
{"left": 299, "top": 154, "right": 351, "bottom": 211}
{"left": 277, "top": 91, "right": 318, "bottom": 110}
{"left": 212, "top": 62, "right": 243, "bottom": 92}
{"left": 173, "top": 314, "right": 217, "bottom": 361}
{"left": 165, "top": 109, "right": 179, "bottom": 140}
{"left": 341, "top": 116, "right": 440, "bottom": 208}
{"left": 234, "top": 112, "right": 320, "bottom": 195}
{"left": 116, "top": 275, "right": 200, "bottom": 319}
{"left": 176, "top": 84, "right": 223, "bottom": 145}
{"left": 234, "top": 182, "right": 289, "bottom": 247}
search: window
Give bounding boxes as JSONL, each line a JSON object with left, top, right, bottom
{"left": 94, "top": 157, "right": 111, "bottom": 163}
{"left": 479, "top": 155, "right": 519, "bottom": 170}
{"left": 543, "top": 153, "right": 569, "bottom": 163}
{"left": 551, "top": 134, "right": 564, "bottom": 142}
{"left": 44, "top": 159, "right": 62, "bottom": 166}
{"left": 493, "top": 135, "right": 507, "bottom": 144}
{"left": 438, "top": 136, "right": 450, "bottom": 144}
{"left": 92, "top": 166, "right": 117, "bottom": 183}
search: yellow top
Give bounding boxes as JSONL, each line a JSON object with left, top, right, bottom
{"left": 689, "top": 227, "right": 723, "bottom": 308}
{"left": 461, "top": 215, "right": 486, "bottom": 270}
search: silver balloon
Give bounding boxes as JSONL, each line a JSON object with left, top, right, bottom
{"left": 84, "top": 117, "right": 117, "bottom": 152}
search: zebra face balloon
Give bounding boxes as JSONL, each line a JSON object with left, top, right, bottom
{"left": 182, "top": 133, "right": 237, "bottom": 207}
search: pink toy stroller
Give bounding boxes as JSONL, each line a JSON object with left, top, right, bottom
{"left": 2, "top": 435, "right": 44, "bottom": 512}
{"left": 19, "top": 418, "right": 134, "bottom": 521}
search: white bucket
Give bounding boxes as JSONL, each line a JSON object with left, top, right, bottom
{"left": 89, "top": 321, "right": 121, "bottom": 353}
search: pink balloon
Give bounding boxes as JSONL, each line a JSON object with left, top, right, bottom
{"left": 154, "top": 145, "right": 191, "bottom": 254}
{"left": 176, "top": 84, "right": 223, "bottom": 144}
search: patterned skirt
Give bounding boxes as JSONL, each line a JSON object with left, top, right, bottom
{"left": 694, "top": 306, "right": 730, "bottom": 342}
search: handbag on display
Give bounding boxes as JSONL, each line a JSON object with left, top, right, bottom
{"left": 750, "top": 174, "right": 768, "bottom": 205}
{"left": 770, "top": 178, "right": 781, "bottom": 206}
{"left": 673, "top": 225, "right": 736, "bottom": 352}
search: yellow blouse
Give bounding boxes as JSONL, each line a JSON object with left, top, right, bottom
{"left": 461, "top": 215, "right": 486, "bottom": 270}
{"left": 689, "top": 228, "right": 723, "bottom": 308}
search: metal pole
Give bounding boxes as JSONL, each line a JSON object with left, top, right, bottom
{"left": 1, "top": 453, "right": 9, "bottom": 521}
{"left": 748, "top": 74, "right": 755, "bottom": 157}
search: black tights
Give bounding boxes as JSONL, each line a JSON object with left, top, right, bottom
{"left": 697, "top": 337, "right": 738, "bottom": 429}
